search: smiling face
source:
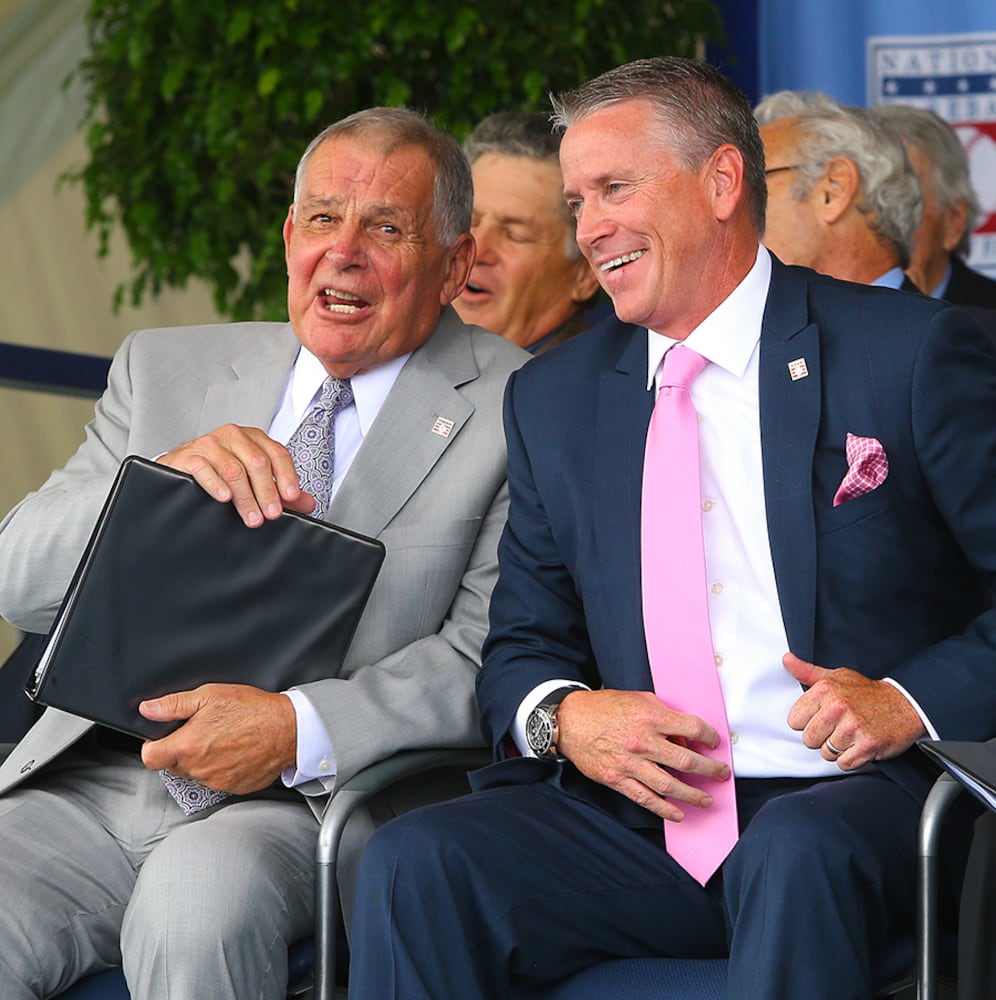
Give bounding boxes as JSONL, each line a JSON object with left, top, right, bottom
{"left": 283, "top": 135, "right": 474, "bottom": 377}
{"left": 559, "top": 99, "right": 755, "bottom": 339}
{"left": 453, "top": 153, "right": 599, "bottom": 348}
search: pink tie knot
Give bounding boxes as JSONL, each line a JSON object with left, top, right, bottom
{"left": 661, "top": 345, "right": 708, "bottom": 391}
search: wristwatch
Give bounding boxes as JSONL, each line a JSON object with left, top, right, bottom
{"left": 525, "top": 686, "right": 580, "bottom": 760}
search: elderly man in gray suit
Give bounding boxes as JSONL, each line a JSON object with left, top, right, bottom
{"left": 0, "top": 107, "right": 527, "bottom": 999}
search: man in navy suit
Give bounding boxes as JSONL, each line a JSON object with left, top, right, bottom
{"left": 346, "top": 58, "right": 996, "bottom": 1000}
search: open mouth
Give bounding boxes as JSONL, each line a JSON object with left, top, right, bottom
{"left": 321, "top": 288, "right": 367, "bottom": 314}
{"left": 600, "top": 250, "right": 646, "bottom": 273}
{"left": 461, "top": 280, "right": 492, "bottom": 297}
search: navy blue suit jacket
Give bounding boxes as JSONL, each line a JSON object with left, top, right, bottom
{"left": 477, "top": 258, "right": 996, "bottom": 826}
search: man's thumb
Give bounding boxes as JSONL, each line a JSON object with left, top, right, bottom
{"left": 782, "top": 652, "right": 828, "bottom": 687}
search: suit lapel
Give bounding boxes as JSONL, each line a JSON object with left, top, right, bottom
{"left": 759, "top": 261, "right": 821, "bottom": 661}
{"left": 592, "top": 322, "right": 655, "bottom": 688}
{"left": 327, "top": 309, "right": 476, "bottom": 538}
{"left": 200, "top": 325, "right": 301, "bottom": 431}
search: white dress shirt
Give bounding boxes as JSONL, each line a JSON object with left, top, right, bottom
{"left": 272, "top": 346, "right": 409, "bottom": 791}
{"left": 515, "top": 247, "right": 933, "bottom": 776}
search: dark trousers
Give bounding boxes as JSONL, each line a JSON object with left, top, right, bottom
{"left": 347, "top": 770, "right": 923, "bottom": 1000}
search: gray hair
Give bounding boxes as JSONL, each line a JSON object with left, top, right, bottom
{"left": 869, "top": 103, "right": 980, "bottom": 259}
{"left": 754, "top": 91, "right": 922, "bottom": 269}
{"left": 293, "top": 107, "right": 473, "bottom": 248}
{"left": 463, "top": 110, "right": 580, "bottom": 260}
{"left": 464, "top": 110, "right": 562, "bottom": 165}
{"left": 550, "top": 56, "right": 768, "bottom": 236}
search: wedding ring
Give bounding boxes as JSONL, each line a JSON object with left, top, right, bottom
{"left": 825, "top": 737, "right": 844, "bottom": 757}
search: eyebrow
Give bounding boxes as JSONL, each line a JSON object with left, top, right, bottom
{"left": 563, "top": 172, "right": 615, "bottom": 200}
{"left": 302, "top": 196, "right": 415, "bottom": 224}
{"left": 491, "top": 213, "right": 537, "bottom": 228}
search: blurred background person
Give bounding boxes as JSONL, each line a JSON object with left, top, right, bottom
{"left": 870, "top": 103, "right": 996, "bottom": 308}
{"left": 454, "top": 111, "right": 606, "bottom": 354}
{"left": 755, "top": 91, "right": 921, "bottom": 289}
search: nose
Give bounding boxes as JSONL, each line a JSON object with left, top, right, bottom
{"left": 471, "top": 222, "right": 498, "bottom": 265}
{"left": 324, "top": 222, "right": 366, "bottom": 268}
{"left": 573, "top": 204, "right": 610, "bottom": 252}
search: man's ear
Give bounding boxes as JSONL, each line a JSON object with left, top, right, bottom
{"left": 819, "top": 156, "right": 861, "bottom": 224}
{"left": 569, "top": 256, "right": 602, "bottom": 304}
{"left": 942, "top": 199, "right": 970, "bottom": 254}
{"left": 439, "top": 233, "right": 477, "bottom": 305}
{"left": 282, "top": 205, "right": 295, "bottom": 269}
{"left": 708, "top": 144, "right": 746, "bottom": 223}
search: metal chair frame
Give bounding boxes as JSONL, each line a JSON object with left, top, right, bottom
{"left": 313, "top": 751, "right": 967, "bottom": 1000}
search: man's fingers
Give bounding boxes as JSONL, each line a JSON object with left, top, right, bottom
{"left": 161, "top": 425, "right": 303, "bottom": 527}
{"left": 618, "top": 761, "right": 722, "bottom": 822}
{"left": 659, "top": 712, "right": 721, "bottom": 752}
{"left": 139, "top": 689, "right": 198, "bottom": 722}
{"left": 655, "top": 737, "right": 731, "bottom": 781}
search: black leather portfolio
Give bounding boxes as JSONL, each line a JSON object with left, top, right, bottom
{"left": 919, "top": 740, "right": 996, "bottom": 812}
{"left": 26, "top": 455, "right": 385, "bottom": 739}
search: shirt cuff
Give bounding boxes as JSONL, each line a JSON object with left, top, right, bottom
{"left": 280, "top": 687, "right": 337, "bottom": 791}
{"left": 882, "top": 677, "right": 940, "bottom": 740}
{"left": 512, "top": 679, "right": 590, "bottom": 757}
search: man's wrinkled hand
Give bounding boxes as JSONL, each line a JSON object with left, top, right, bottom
{"left": 160, "top": 424, "right": 315, "bottom": 527}
{"left": 556, "top": 688, "right": 731, "bottom": 823}
{"left": 784, "top": 653, "right": 926, "bottom": 770}
{"left": 139, "top": 683, "right": 298, "bottom": 794}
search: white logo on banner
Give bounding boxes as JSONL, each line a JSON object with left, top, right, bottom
{"left": 867, "top": 32, "right": 996, "bottom": 277}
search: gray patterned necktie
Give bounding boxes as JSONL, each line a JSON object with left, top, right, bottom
{"left": 160, "top": 375, "right": 355, "bottom": 815}
{"left": 285, "top": 375, "right": 354, "bottom": 514}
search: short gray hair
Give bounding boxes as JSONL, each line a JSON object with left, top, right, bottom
{"left": 463, "top": 110, "right": 580, "bottom": 259}
{"left": 550, "top": 56, "right": 768, "bottom": 236}
{"left": 754, "top": 91, "right": 922, "bottom": 269}
{"left": 869, "top": 103, "right": 980, "bottom": 259}
{"left": 464, "top": 111, "right": 562, "bottom": 165}
{"left": 293, "top": 107, "right": 473, "bottom": 248}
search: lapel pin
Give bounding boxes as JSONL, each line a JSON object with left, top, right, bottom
{"left": 788, "top": 358, "right": 809, "bottom": 381}
{"left": 432, "top": 417, "right": 455, "bottom": 438}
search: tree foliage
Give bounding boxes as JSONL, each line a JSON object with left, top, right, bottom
{"left": 69, "top": 0, "right": 723, "bottom": 321}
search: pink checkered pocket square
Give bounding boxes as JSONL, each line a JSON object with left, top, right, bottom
{"left": 832, "top": 433, "right": 889, "bottom": 507}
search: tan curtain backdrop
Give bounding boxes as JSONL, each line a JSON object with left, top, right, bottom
{"left": 0, "top": 1, "right": 226, "bottom": 658}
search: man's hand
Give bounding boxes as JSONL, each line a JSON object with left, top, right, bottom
{"left": 139, "top": 684, "right": 298, "bottom": 794}
{"left": 784, "top": 653, "right": 927, "bottom": 770}
{"left": 556, "top": 688, "right": 731, "bottom": 823}
{"left": 159, "top": 424, "right": 316, "bottom": 527}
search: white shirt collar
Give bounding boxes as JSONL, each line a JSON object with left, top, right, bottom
{"left": 289, "top": 347, "right": 410, "bottom": 436}
{"left": 646, "top": 245, "right": 771, "bottom": 389}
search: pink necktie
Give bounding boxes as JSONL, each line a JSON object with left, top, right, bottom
{"left": 641, "top": 344, "right": 737, "bottom": 885}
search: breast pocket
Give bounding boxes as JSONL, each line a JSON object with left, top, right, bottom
{"left": 815, "top": 478, "right": 895, "bottom": 535}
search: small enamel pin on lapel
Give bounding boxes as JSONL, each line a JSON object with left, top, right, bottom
{"left": 788, "top": 358, "right": 809, "bottom": 381}
{"left": 432, "top": 417, "right": 455, "bottom": 438}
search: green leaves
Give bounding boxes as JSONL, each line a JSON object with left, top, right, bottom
{"left": 67, "top": 0, "right": 723, "bottom": 322}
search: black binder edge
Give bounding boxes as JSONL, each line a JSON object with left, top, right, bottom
{"left": 919, "top": 740, "right": 996, "bottom": 812}
{"left": 25, "top": 457, "right": 140, "bottom": 701}
{"left": 25, "top": 455, "right": 386, "bottom": 718}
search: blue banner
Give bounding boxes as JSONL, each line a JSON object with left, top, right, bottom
{"left": 758, "top": 0, "right": 996, "bottom": 274}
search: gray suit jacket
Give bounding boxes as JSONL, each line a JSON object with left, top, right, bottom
{"left": 0, "top": 307, "right": 528, "bottom": 811}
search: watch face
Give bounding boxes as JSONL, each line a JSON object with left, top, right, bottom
{"left": 526, "top": 707, "right": 555, "bottom": 755}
